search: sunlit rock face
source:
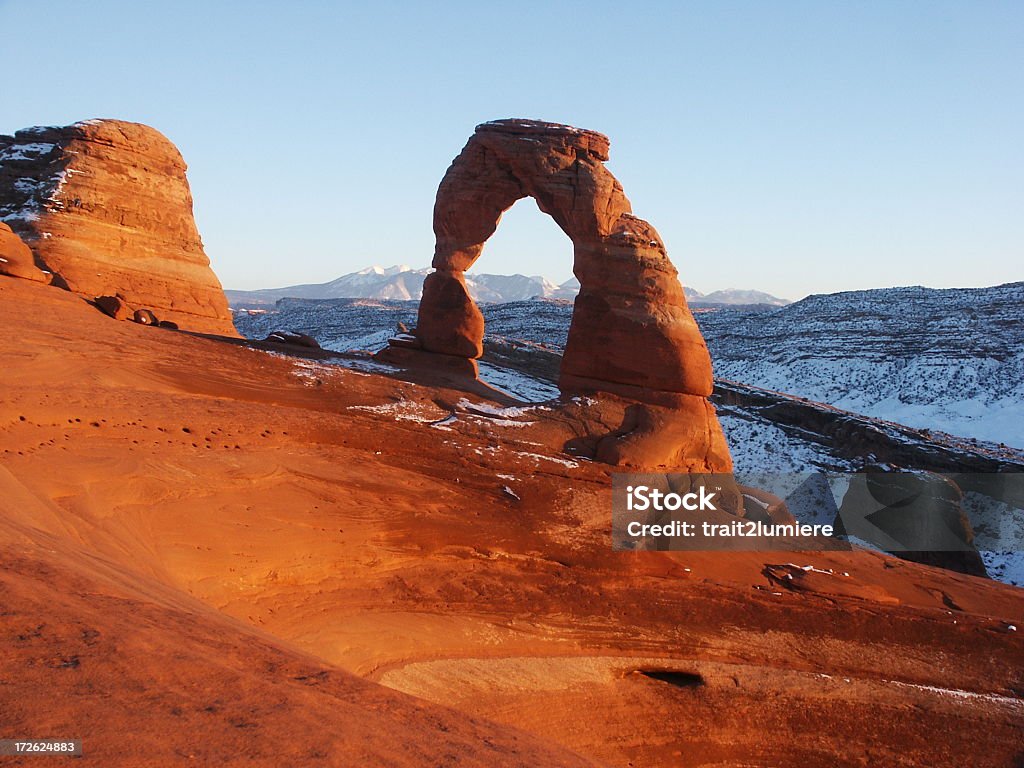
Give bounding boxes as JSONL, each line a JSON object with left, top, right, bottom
{"left": 392, "top": 119, "right": 730, "bottom": 471}
{"left": 0, "top": 221, "right": 49, "bottom": 283}
{"left": 0, "top": 119, "right": 236, "bottom": 335}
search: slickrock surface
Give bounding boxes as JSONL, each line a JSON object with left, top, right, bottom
{"left": 0, "top": 119, "right": 236, "bottom": 335}
{"left": 3, "top": 276, "right": 1023, "bottom": 767}
{"left": 386, "top": 119, "right": 730, "bottom": 471}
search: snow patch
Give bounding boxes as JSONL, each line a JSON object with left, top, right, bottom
{"left": 477, "top": 362, "right": 560, "bottom": 402}
{"left": 348, "top": 402, "right": 438, "bottom": 424}
{"left": 514, "top": 451, "right": 579, "bottom": 469}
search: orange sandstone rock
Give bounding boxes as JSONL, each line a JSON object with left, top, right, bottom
{"left": 0, "top": 120, "right": 236, "bottom": 335}
{"left": 423, "top": 120, "right": 713, "bottom": 398}
{"left": 95, "top": 294, "right": 130, "bottom": 320}
{"left": 0, "top": 222, "right": 49, "bottom": 283}
{"left": 390, "top": 119, "right": 728, "bottom": 471}
{"left": 133, "top": 308, "right": 159, "bottom": 326}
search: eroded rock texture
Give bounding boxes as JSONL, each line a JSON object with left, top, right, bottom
{"left": 0, "top": 120, "right": 236, "bottom": 335}
{"left": 401, "top": 119, "right": 730, "bottom": 471}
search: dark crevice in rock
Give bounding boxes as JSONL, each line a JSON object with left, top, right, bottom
{"left": 633, "top": 669, "right": 704, "bottom": 688}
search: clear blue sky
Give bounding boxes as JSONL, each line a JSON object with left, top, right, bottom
{"left": 1, "top": 1, "right": 1020, "bottom": 299}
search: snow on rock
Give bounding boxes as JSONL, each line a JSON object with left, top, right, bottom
{"left": 348, "top": 402, "right": 441, "bottom": 424}
{"left": 476, "top": 362, "right": 560, "bottom": 402}
{"left": 718, "top": 412, "right": 850, "bottom": 474}
{"left": 514, "top": 451, "right": 579, "bottom": 469}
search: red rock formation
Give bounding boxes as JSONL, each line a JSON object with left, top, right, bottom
{"left": 0, "top": 222, "right": 49, "bottom": 283}
{"left": 0, "top": 120, "right": 237, "bottom": 335}
{"left": 133, "top": 308, "right": 159, "bottom": 326}
{"left": 384, "top": 119, "right": 730, "bottom": 471}
{"left": 95, "top": 294, "right": 130, "bottom": 320}
{"left": 6, "top": 274, "right": 1023, "bottom": 768}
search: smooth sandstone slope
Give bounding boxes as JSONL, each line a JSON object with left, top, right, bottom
{"left": 0, "top": 279, "right": 596, "bottom": 767}
{"left": 1, "top": 278, "right": 1023, "bottom": 768}
{"left": 0, "top": 120, "right": 236, "bottom": 335}
{"left": 0, "top": 514, "right": 597, "bottom": 768}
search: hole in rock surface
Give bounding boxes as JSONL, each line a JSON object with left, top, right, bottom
{"left": 475, "top": 197, "right": 575, "bottom": 288}
{"left": 632, "top": 669, "right": 705, "bottom": 688}
{"left": 470, "top": 198, "right": 577, "bottom": 401}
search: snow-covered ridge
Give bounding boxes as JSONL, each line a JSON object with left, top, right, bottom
{"left": 701, "top": 282, "right": 1024, "bottom": 448}
{"left": 0, "top": 132, "right": 67, "bottom": 227}
{"left": 226, "top": 266, "right": 579, "bottom": 306}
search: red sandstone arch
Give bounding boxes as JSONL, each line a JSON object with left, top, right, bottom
{"left": 416, "top": 119, "right": 713, "bottom": 402}
{"left": 377, "top": 119, "right": 732, "bottom": 471}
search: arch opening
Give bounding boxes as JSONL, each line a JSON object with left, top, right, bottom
{"left": 461, "top": 198, "right": 577, "bottom": 402}
{"left": 468, "top": 196, "right": 575, "bottom": 289}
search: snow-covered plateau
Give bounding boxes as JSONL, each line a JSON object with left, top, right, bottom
{"left": 699, "top": 283, "right": 1024, "bottom": 449}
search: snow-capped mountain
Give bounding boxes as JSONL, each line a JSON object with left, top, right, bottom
{"left": 694, "top": 288, "right": 790, "bottom": 306}
{"left": 225, "top": 265, "right": 427, "bottom": 304}
{"left": 226, "top": 266, "right": 577, "bottom": 306}
{"left": 226, "top": 265, "right": 787, "bottom": 307}
{"left": 468, "top": 273, "right": 563, "bottom": 302}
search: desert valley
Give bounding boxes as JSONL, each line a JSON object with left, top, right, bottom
{"left": 1, "top": 113, "right": 1022, "bottom": 768}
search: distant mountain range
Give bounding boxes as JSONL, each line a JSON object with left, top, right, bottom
{"left": 225, "top": 265, "right": 790, "bottom": 307}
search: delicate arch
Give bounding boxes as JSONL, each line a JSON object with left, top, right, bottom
{"left": 414, "top": 119, "right": 714, "bottom": 401}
